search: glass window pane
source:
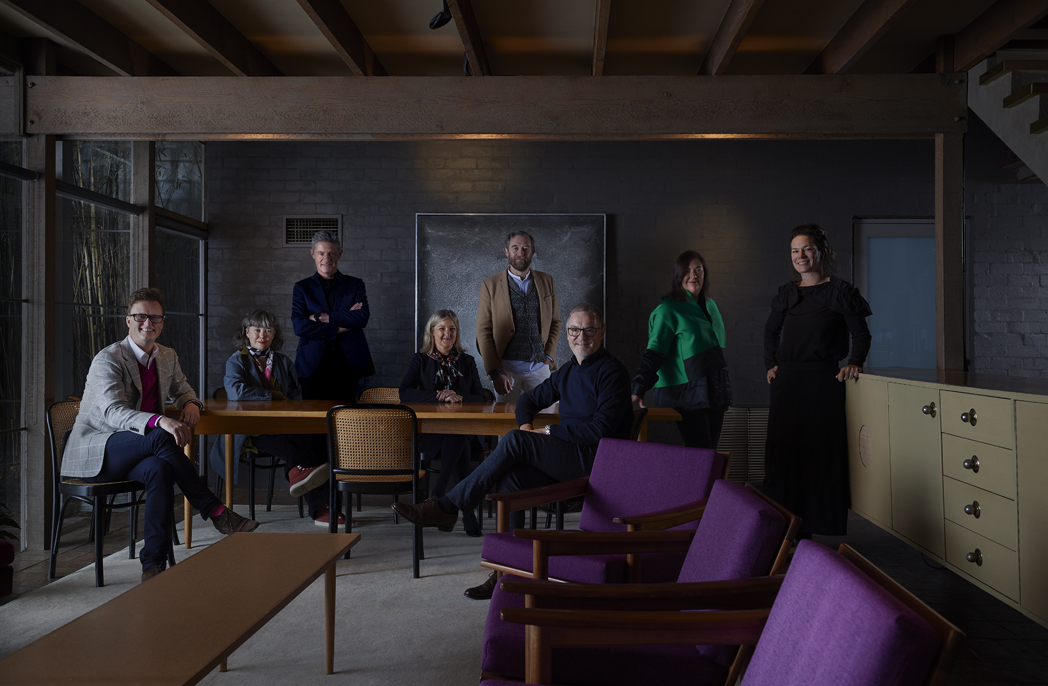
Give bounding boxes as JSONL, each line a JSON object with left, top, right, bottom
{"left": 866, "top": 236, "right": 936, "bottom": 369}
{"left": 0, "top": 140, "right": 22, "bottom": 166}
{"left": 155, "top": 141, "right": 204, "bottom": 221}
{"left": 160, "top": 313, "right": 201, "bottom": 395}
{"left": 156, "top": 229, "right": 200, "bottom": 314}
{"left": 0, "top": 143, "right": 22, "bottom": 533}
{"left": 67, "top": 141, "right": 133, "bottom": 203}
{"left": 0, "top": 177, "right": 21, "bottom": 303}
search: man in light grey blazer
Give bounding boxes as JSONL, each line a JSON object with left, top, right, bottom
{"left": 64, "top": 288, "right": 258, "bottom": 582}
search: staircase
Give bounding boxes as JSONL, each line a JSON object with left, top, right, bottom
{"left": 969, "top": 51, "right": 1048, "bottom": 184}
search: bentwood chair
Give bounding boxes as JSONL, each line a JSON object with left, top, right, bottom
{"left": 481, "top": 479, "right": 799, "bottom": 684}
{"left": 326, "top": 404, "right": 430, "bottom": 578}
{"left": 47, "top": 399, "right": 174, "bottom": 587}
{"left": 211, "top": 387, "right": 304, "bottom": 521}
{"left": 497, "top": 540, "right": 965, "bottom": 686}
{"left": 482, "top": 438, "right": 731, "bottom": 585}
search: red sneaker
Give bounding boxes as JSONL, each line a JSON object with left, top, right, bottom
{"left": 288, "top": 464, "right": 329, "bottom": 497}
{"left": 313, "top": 506, "right": 347, "bottom": 528}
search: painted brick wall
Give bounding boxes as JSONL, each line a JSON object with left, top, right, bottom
{"left": 205, "top": 139, "right": 935, "bottom": 429}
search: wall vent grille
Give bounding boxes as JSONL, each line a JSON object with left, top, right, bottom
{"left": 717, "top": 406, "right": 769, "bottom": 484}
{"left": 284, "top": 216, "right": 341, "bottom": 247}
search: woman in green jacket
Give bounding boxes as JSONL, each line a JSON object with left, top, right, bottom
{"left": 631, "top": 250, "right": 732, "bottom": 448}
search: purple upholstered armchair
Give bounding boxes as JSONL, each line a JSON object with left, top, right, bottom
{"left": 480, "top": 438, "right": 730, "bottom": 585}
{"left": 481, "top": 479, "right": 800, "bottom": 684}
{"left": 496, "top": 539, "right": 965, "bottom": 686}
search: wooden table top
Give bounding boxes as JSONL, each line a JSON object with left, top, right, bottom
{"left": 0, "top": 533, "right": 359, "bottom": 686}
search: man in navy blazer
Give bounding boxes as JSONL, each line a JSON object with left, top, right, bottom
{"left": 292, "top": 230, "right": 376, "bottom": 401}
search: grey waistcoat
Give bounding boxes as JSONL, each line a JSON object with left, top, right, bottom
{"left": 502, "top": 274, "right": 545, "bottom": 363}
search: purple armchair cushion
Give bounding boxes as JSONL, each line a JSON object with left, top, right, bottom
{"left": 482, "top": 531, "right": 686, "bottom": 583}
{"left": 743, "top": 540, "right": 941, "bottom": 686}
{"left": 579, "top": 439, "right": 724, "bottom": 533}
{"left": 482, "top": 583, "right": 727, "bottom": 685}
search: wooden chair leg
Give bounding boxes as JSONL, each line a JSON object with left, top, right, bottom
{"left": 343, "top": 493, "right": 353, "bottom": 560}
{"left": 556, "top": 501, "right": 565, "bottom": 530}
{"left": 167, "top": 520, "right": 177, "bottom": 568}
{"left": 530, "top": 506, "right": 538, "bottom": 529}
{"left": 93, "top": 495, "right": 106, "bottom": 587}
{"left": 247, "top": 454, "right": 256, "bottom": 522}
{"left": 48, "top": 497, "right": 72, "bottom": 579}
{"left": 128, "top": 497, "right": 138, "bottom": 559}
{"left": 266, "top": 463, "right": 277, "bottom": 512}
{"left": 297, "top": 496, "right": 304, "bottom": 518}
{"left": 356, "top": 492, "right": 362, "bottom": 512}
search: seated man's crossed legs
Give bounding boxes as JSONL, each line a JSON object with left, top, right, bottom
{"left": 90, "top": 428, "right": 258, "bottom": 581}
{"left": 392, "top": 429, "right": 595, "bottom": 532}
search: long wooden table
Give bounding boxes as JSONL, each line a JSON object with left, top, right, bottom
{"left": 180, "top": 400, "right": 680, "bottom": 546}
{"left": 0, "top": 533, "right": 360, "bottom": 685}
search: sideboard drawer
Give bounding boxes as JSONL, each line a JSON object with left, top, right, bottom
{"left": 943, "top": 477, "right": 1017, "bottom": 550}
{"left": 945, "top": 520, "right": 1019, "bottom": 600}
{"left": 941, "top": 434, "right": 1016, "bottom": 499}
{"left": 940, "top": 391, "right": 1014, "bottom": 448}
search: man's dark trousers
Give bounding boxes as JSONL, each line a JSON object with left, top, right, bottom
{"left": 89, "top": 428, "right": 223, "bottom": 570}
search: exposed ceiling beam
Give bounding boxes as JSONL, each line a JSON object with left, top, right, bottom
{"left": 144, "top": 0, "right": 282, "bottom": 77}
{"left": 25, "top": 74, "right": 966, "bottom": 140}
{"left": 954, "top": 0, "right": 1048, "bottom": 71}
{"left": 805, "top": 0, "right": 920, "bottom": 75}
{"left": 699, "top": 0, "right": 768, "bottom": 76}
{"left": 447, "top": 0, "right": 491, "bottom": 76}
{"left": 592, "top": 0, "right": 611, "bottom": 76}
{"left": 296, "top": 0, "right": 387, "bottom": 76}
{"left": 0, "top": 0, "right": 176, "bottom": 76}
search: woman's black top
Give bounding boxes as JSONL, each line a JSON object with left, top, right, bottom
{"left": 764, "top": 277, "right": 872, "bottom": 370}
{"left": 399, "top": 351, "right": 485, "bottom": 403}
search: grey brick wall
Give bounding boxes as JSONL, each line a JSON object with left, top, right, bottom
{"left": 205, "top": 139, "right": 935, "bottom": 419}
{"left": 966, "top": 113, "right": 1048, "bottom": 378}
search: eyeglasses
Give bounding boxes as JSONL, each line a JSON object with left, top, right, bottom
{"left": 129, "top": 314, "right": 165, "bottom": 323}
{"left": 566, "top": 326, "right": 603, "bottom": 338}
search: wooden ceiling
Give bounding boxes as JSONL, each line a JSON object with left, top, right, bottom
{"left": 0, "top": 0, "right": 1045, "bottom": 79}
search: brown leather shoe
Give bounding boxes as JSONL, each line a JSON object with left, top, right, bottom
{"left": 391, "top": 497, "right": 458, "bottom": 532}
{"left": 212, "top": 508, "right": 260, "bottom": 535}
{"left": 464, "top": 571, "right": 497, "bottom": 600}
{"left": 141, "top": 562, "right": 166, "bottom": 582}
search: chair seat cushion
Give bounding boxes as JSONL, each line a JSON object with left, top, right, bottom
{"left": 482, "top": 583, "right": 727, "bottom": 685}
{"left": 481, "top": 531, "right": 686, "bottom": 583}
{"left": 742, "top": 540, "right": 941, "bottom": 686}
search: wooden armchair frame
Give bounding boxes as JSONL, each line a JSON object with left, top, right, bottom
{"left": 500, "top": 544, "right": 964, "bottom": 686}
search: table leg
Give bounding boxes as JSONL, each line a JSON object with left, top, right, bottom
{"left": 183, "top": 443, "right": 193, "bottom": 549}
{"left": 637, "top": 418, "right": 649, "bottom": 442}
{"left": 224, "top": 434, "right": 234, "bottom": 508}
{"left": 325, "top": 563, "right": 335, "bottom": 675}
{"left": 219, "top": 659, "right": 227, "bottom": 673}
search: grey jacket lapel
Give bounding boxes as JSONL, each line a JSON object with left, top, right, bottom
{"left": 119, "top": 338, "right": 144, "bottom": 409}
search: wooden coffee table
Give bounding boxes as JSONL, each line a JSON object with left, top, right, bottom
{"left": 0, "top": 533, "right": 360, "bottom": 685}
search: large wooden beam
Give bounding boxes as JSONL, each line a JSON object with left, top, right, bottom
{"left": 805, "top": 0, "right": 920, "bottom": 75}
{"left": 0, "top": 0, "right": 176, "bottom": 76}
{"left": 699, "top": 0, "right": 768, "bottom": 76}
{"left": 144, "top": 0, "right": 282, "bottom": 77}
{"left": 592, "top": 0, "right": 612, "bottom": 77}
{"left": 25, "top": 74, "right": 967, "bottom": 140}
{"left": 296, "top": 0, "right": 387, "bottom": 76}
{"left": 954, "top": 0, "right": 1048, "bottom": 72}
{"left": 935, "top": 132, "right": 965, "bottom": 371}
{"left": 447, "top": 0, "right": 491, "bottom": 76}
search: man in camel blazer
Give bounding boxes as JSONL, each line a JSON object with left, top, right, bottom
{"left": 476, "top": 231, "right": 561, "bottom": 405}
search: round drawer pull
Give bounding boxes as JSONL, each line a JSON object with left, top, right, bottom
{"left": 922, "top": 402, "right": 936, "bottom": 417}
{"left": 961, "top": 409, "right": 977, "bottom": 426}
{"left": 966, "top": 549, "right": 983, "bottom": 566}
{"left": 962, "top": 457, "right": 980, "bottom": 473}
{"left": 963, "top": 501, "right": 981, "bottom": 518}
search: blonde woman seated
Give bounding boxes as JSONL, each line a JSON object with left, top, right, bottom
{"left": 400, "top": 310, "right": 485, "bottom": 532}
{"left": 209, "top": 309, "right": 343, "bottom": 527}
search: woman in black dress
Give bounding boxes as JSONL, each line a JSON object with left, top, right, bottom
{"left": 764, "top": 224, "right": 871, "bottom": 538}
{"left": 399, "top": 309, "right": 486, "bottom": 500}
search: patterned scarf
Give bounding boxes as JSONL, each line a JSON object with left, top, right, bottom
{"left": 247, "top": 346, "right": 274, "bottom": 382}
{"left": 427, "top": 351, "right": 463, "bottom": 390}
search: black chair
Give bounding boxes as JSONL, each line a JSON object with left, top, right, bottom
{"left": 47, "top": 399, "right": 176, "bottom": 587}
{"left": 326, "top": 404, "right": 430, "bottom": 578}
{"left": 211, "top": 387, "right": 304, "bottom": 520}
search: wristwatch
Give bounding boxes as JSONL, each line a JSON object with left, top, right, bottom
{"left": 544, "top": 425, "right": 551, "bottom": 435}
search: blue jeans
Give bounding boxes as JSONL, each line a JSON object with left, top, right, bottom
{"left": 89, "top": 428, "right": 223, "bottom": 571}
{"left": 445, "top": 429, "right": 596, "bottom": 529}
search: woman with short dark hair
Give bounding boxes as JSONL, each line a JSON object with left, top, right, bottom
{"left": 209, "top": 309, "right": 339, "bottom": 527}
{"left": 763, "top": 224, "right": 872, "bottom": 539}
{"left": 400, "top": 309, "right": 485, "bottom": 533}
{"left": 631, "top": 250, "right": 732, "bottom": 448}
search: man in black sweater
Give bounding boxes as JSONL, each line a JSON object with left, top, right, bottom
{"left": 392, "top": 302, "right": 633, "bottom": 598}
